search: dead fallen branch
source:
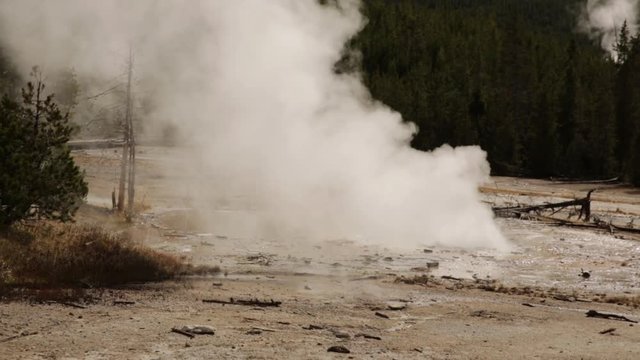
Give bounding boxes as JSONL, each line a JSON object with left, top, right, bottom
{"left": 586, "top": 310, "right": 637, "bottom": 323}
{"left": 599, "top": 328, "right": 617, "bottom": 335}
{"left": 251, "top": 326, "right": 276, "bottom": 333}
{"left": 492, "top": 189, "right": 640, "bottom": 237}
{"left": 0, "top": 331, "right": 38, "bottom": 343}
{"left": 170, "top": 325, "right": 215, "bottom": 338}
{"left": 327, "top": 345, "right": 350, "bottom": 354}
{"left": 113, "top": 300, "right": 135, "bottom": 305}
{"left": 493, "top": 190, "right": 594, "bottom": 222}
{"left": 171, "top": 327, "right": 195, "bottom": 338}
{"left": 46, "top": 301, "right": 86, "bottom": 309}
{"left": 534, "top": 215, "right": 640, "bottom": 235}
{"left": 441, "top": 275, "right": 463, "bottom": 281}
{"left": 302, "top": 324, "right": 324, "bottom": 330}
{"left": 202, "top": 297, "right": 281, "bottom": 307}
{"left": 548, "top": 177, "right": 620, "bottom": 185}
{"left": 374, "top": 311, "right": 389, "bottom": 319}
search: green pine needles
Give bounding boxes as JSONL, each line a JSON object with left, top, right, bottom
{"left": 0, "top": 68, "right": 87, "bottom": 227}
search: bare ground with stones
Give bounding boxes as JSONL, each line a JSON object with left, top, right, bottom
{"left": 2, "top": 147, "right": 640, "bottom": 359}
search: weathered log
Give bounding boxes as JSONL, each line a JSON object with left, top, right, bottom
{"left": 548, "top": 177, "right": 620, "bottom": 185}
{"left": 493, "top": 190, "right": 594, "bottom": 222}
{"left": 202, "top": 297, "right": 281, "bottom": 307}
{"left": 586, "top": 310, "right": 637, "bottom": 323}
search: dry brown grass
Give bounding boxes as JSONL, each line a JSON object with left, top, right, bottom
{"left": 601, "top": 295, "right": 640, "bottom": 308}
{"left": 0, "top": 222, "right": 218, "bottom": 289}
{"left": 394, "top": 274, "right": 438, "bottom": 286}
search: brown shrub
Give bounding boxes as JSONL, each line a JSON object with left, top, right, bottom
{"left": 0, "top": 223, "right": 190, "bottom": 287}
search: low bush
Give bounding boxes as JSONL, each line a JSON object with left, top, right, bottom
{"left": 0, "top": 222, "right": 215, "bottom": 287}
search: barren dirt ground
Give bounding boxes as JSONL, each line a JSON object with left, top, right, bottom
{"left": 2, "top": 147, "right": 640, "bottom": 359}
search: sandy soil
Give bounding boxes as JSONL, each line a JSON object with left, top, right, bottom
{"left": 2, "top": 147, "right": 640, "bottom": 359}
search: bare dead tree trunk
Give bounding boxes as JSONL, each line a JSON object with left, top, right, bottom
{"left": 116, "top": 121, "right": 129, "bottom": 212}
{"left": 125, "top": 49, "right": 136, "bottom": 222}
{"left": 117, "top": 50, "right": 135, "bottom": 215}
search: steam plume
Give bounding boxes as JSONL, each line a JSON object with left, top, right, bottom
{"left": 0, "top": 0, "right": 508, "bottom": 249}
{"left": 580, "top": 0, "right": 639, "bottom": 56}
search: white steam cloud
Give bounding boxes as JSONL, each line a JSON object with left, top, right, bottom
{"left": 0, "top": 0, "right": 508, "bottom": 249}
{"left": 580, "top": 0, "right": 639, "bottom": 55}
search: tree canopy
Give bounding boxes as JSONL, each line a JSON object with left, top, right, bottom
{"left": 350, "top": 0, "right": 640, "bottom": 184}
{"left": 0, "top": 70, "right": 87, "bottom": 226}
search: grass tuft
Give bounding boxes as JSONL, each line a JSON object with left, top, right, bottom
{"left": 0, "top": 222, "right": 214, "bottom": 288}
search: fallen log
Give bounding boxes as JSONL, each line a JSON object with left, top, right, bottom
{"left": 610, "top": 223, "right": 640, "bottom": 235}
{"left": 548, "top": 177, "right": 620, "bottom": 185}
{"left": 492, "top": 189, "right": 640, "bottom": 237}
{"left": 493, "top": 190, "right": 594, "bottom": 222}
{"left": 586, "top": 310, "right": 637, "bottom": 323}
{"left": 524, "top": 214, "right": 640, "bottom": 236}
{"left": 202, "top": 297, "right": 282, "bottom": 307}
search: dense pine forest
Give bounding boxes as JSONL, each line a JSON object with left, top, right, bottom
{"left": 351, "top": 0, "right": 640, "bottom": 184}
{"left": 2, "top": 0, "right": 640, "bottom": 184}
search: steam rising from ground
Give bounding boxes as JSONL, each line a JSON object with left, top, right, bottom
{"left": 0, "top": 0, "right": 508, "bottom": 249}
{"left": 580, "top": 0, "right": 639, "bottom": 55}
